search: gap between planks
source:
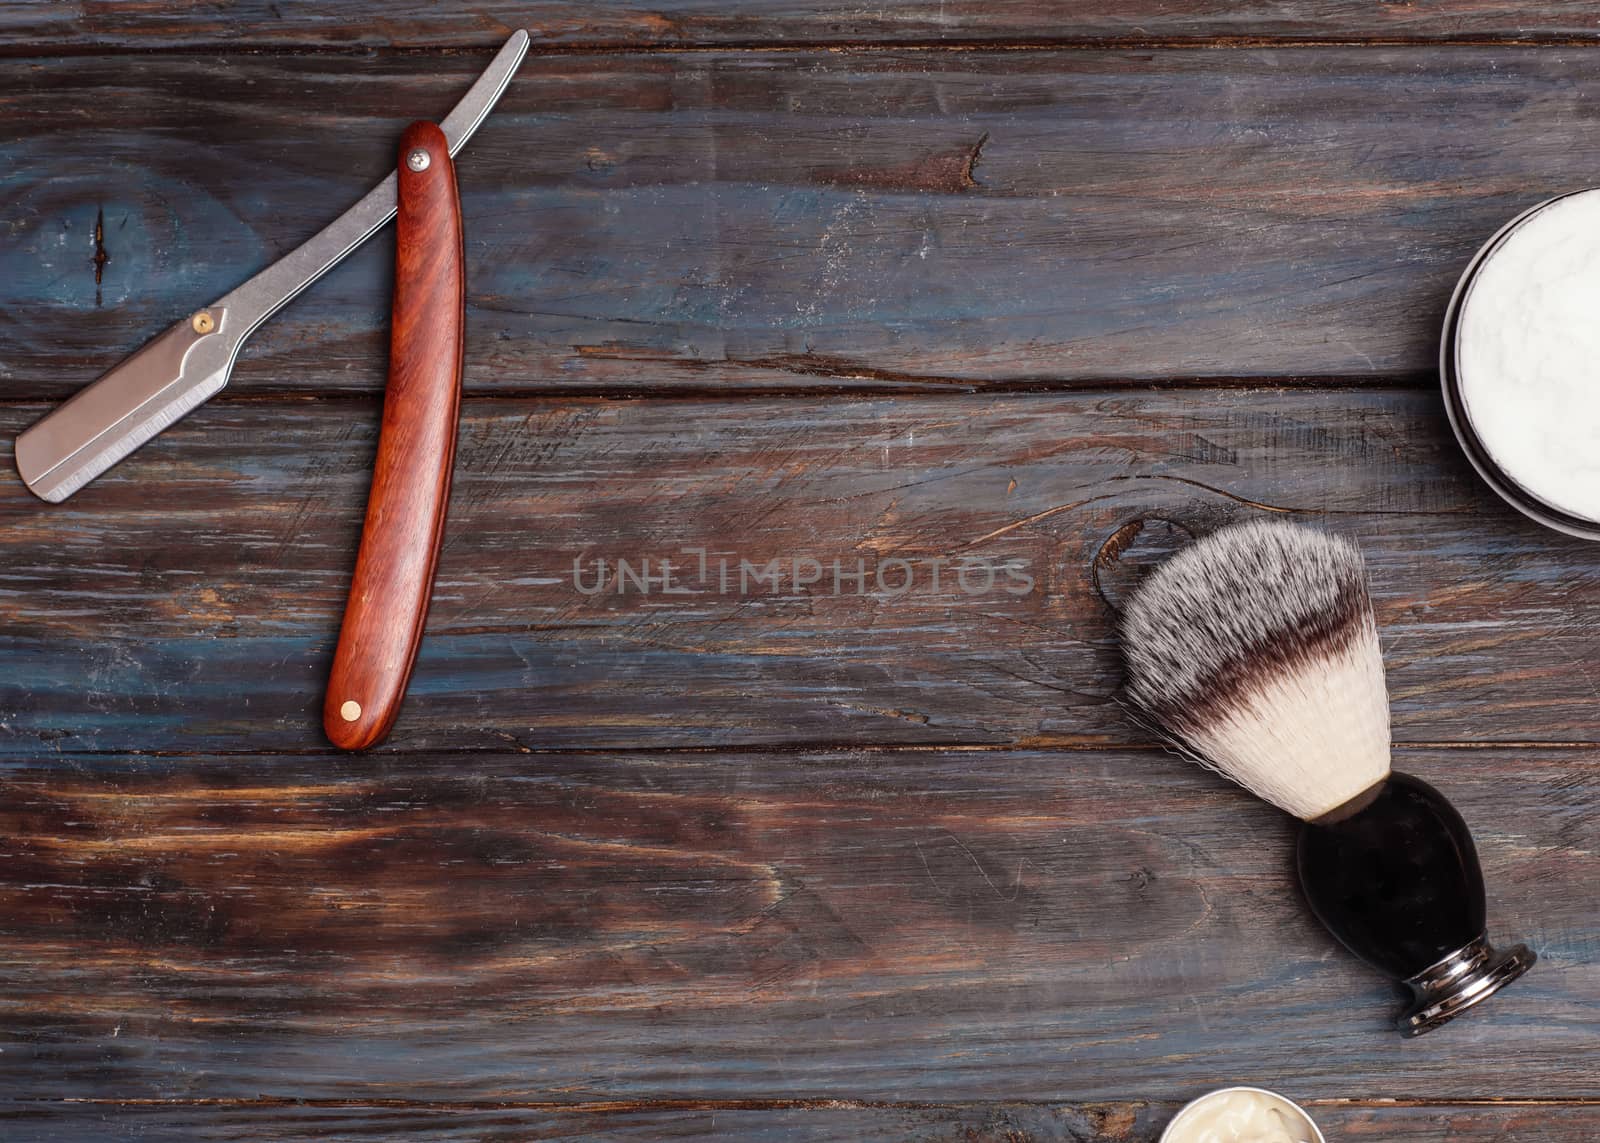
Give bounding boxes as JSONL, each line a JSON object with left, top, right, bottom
{"left": 0, "top": 378, "right": 1431, "bottom": 408}
{"left": 10, "top": 36, "right": 1600, "bottom": 60}
{"left": 16, "top": 1096, "right": 1600, "bottom": 1112}
{"left": 18, "top": 740, "right": 1600, "bottom": 760}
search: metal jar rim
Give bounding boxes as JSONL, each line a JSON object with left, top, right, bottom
{"left": 1440, "top": 188, "right": 1600, "bottom": 541}
{"left": 1158, "top": 1085, "right": 1327, "bottom": 1143}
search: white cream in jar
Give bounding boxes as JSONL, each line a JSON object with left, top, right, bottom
{"left": 1455, "top": 188, "right": 1600, "bottom": 526}
{"left": 1160, "top": 1087, "right": 1322, "bottom": 1143}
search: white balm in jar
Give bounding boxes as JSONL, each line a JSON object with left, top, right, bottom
{"left": 1159, "top": 1087, "right": 1324, "bottom": 1143}
{"left": 1445, "top": 187, "right": 1600, "bottom": 537}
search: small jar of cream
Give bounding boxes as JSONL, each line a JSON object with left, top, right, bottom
{"left": 1443, "top": 187, "right": 1600, "bottom": 538}
{"left": 1159, "top": 1086, "right": 1325, "bottom": 1143}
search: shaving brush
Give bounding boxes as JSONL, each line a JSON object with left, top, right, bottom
{"left": 1120, "top": 519, "right": 1534, "bottom": 1036}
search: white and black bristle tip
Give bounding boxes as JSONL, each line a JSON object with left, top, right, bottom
{"left": 1120, "top": 520, "right": 1392, "bottom": 821}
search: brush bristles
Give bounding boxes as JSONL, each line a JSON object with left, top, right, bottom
{"left": 1121, "top": 520, "right": 1391, "bottom": 821}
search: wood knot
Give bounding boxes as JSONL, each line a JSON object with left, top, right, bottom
{"left": 1083, "top": 1103, "right": 1142, "bottom": 1139}
{"left": 1091, "top": 517, "right": 1196, "bottom": 614}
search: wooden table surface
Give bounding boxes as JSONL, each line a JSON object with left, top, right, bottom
{"left": 4, "top": 4, "right": 1599, "bottom": 1140}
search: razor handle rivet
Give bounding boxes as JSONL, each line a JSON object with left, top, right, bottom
{"left": 191, "top": 311, "right": 215, "bottom": 334}
{"left": 339, "top": 700, "right": 362, "bottom": 722}
{"left": 405, "top": 148, "right": 431, "bottom": 172}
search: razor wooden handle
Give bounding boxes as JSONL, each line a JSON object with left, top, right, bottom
{"left": 324, "top": 121, "right": 465, "bottom": 750}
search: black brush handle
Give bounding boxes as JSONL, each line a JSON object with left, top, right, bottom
{"left": 1298, "top": 772, "right": 1484, "bottom": 977}
{"left": 1296, "top": 772, "right": 1534, "bottom": 1035}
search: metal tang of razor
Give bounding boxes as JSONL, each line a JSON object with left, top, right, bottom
{"left": 14, "top": 29, "right": 529, "bottom": 504}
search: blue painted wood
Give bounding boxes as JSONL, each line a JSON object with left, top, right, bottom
{"left": 4, "top": 16, "right": 1599, "bottom": 1139}
{"left": 6, "top": 1100, "right": 1600, "bottom": 1142}
{"left": 4, "top": 391, "right": 1598, "bottom": 756}
{"left": 3, "top": 0, "right": 1600, "bottom": 51}
{"left": 0, "top": 745, "right": 1578, "bottom": 1109}
{"left": 6, "top": 49, "right": 1600, "bottom": 398}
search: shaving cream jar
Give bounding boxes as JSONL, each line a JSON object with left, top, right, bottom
{"left": 1159, "top": 1087, "right": 1325, "bottom": 1143}
{"left": 1443, "top": 188, "right": 1600, "bottom": 538}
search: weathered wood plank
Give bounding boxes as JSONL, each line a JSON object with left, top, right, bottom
{"left": 8, "top": 1100, "right": 1600, "bottom": 1142}
{"left": 0, "top": 745, "right": 1583, "bottom": 1105}
{"left": 4, "top": 389, "right": 1600, "bottom": 755}
{"left": 6, "top": 1, "right": 1600, "bottom": 52}
{"left": 5, "top": 48, "right": 1599, "bottom": 396}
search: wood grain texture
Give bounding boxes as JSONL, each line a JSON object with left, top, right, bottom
{"left": 0, "top": 745, "right": 1584, "bottom": 1107}
{"left": 6, "top": 1, "right": 1600, "bottom": 51}
{"left": 7, "top": 11, "right": 1600, "bottom": 1135}
{"left": 6, "top": 389, "right": 1600, "bottom": 755}
{"left": 9, "top": 1100, "right": 1600, "bottom": 1142}
{"left": 7, "top": 48, "right": 1600, "bottom": 397}
{"left": 325, "top": 121, "right": 465, "bottom": 751}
